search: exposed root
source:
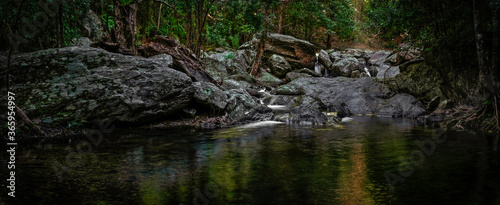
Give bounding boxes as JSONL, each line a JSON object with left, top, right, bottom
{"left": 447, "top": 95, "right": 500, "bottom": 132}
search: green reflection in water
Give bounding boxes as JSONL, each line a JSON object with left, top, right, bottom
{"left": 3, "top": 117, "right": 499, "bottom": 205}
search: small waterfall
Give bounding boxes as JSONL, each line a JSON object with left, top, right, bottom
{"left": 364, "top": 67, "right": 372, "bottom": 77}
{"left": 314, "top": 53, "right": 321, "bottom": 74}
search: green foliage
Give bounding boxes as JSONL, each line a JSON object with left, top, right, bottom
{"left": 117, "top": 0, "right": 134, "bottom": 6}
{"left": 229, "top": 35, "right": 239, "bottom": 49}
{"left": 100, "top": 4, "right": 115, "bottom": 31}
{"left": 100, "top": 13, "right": 115, "bottom": 31}
{"left": 225, "top": 52, "right": 235, "bottom": 60}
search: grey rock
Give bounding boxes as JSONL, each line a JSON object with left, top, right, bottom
{"left": 297, "top": 68, "right": 322, "bottom": 77}
{"left": 331, "top": 57, "right": 359, "bottom": 77}
{"left": 329, "top": 51, "right": 343, "bottom": 63}
{"left": 82, "top": 10, "right": 105, "bottom": 42}
{"left": 286, "top": 72, "right": 312, "bottom": 82}
{"left": 221, "top": 79, "right": 250, "bottom": 90}
{"left": 200, "top": 58, "right": 229, "bottom": 81}
{"left": 376, "top": 64, "right": 400, "bottom": 80}
{"left": 71, "top": 37, "right": 92, "bottom": 47}
{"left": 268, "top": 54, "right": 292, "bottom": 78}
{"left": 244, "top": 33, "right": 317, "bottom": 69}
{"left": 3, "top": 46, "right": 193, "bottom": 125}
{"left": 377, "top": 93, "right": 426, "bottom": 118}
{"left": 275, "top": 77, "right": 425, "bottom": 118}
{"left": 149, "top": 54, "right": 174, "bottom": 67}
{"left": 318, "top": 49, "right": 333, "bottom": 69}
{"left": 291, "top": 104, "right": 327, "bottom": 125}
{"left": 192, "top": 82, "right": 228, "bottom": 110}
{"left": 258, "top": 71, "right": 283, "bottom": 86}
{"left": 368, "top": 51, "right": 390, "bottom": 66}
{"left": 224, "top": 89, "right": 273, "bottom": 124}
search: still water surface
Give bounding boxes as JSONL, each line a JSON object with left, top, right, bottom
{"left": 2, "top": 116, "right": 499, "bottom": 204}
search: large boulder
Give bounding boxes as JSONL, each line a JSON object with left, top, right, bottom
{"left": 331, "top": 57, "right": 360, "bottom": 77}
{"left": 242, "top": 33, "right": 317, "bottom": 69}
{"left": 258, "top": 71, "right": 283, "bottom": 86}
{"left": 378, "top": 93, "right": 426, "bottom": 117}
{"left": 387, "top": 62, "right": 444, "bottom": 105}
{"left": 200, "top": 58, "right": 230, "bottom": 81}
{"left": 397, "top": 43, "right": 421, "bottom": 62}
{"left": 1, "top": 46, "right": 193, "bottom": 125}
{"left": 192, "top": 82, "right": 228, "bottom": 110}
{"left": 376, "top": 64, "right": 400, "bottom": 80}
{"left": 329, "top": 51, "right": 343, "bottom": 63}
{"left": 274, "top": 77, "right": 425, "bottom": 118}
{"left": 289, "top": 97, "right": 328, "bottom": 125}
{"left": 268, "top": 54, "right": 292, "bottom": 78}
{"left": 318, "top": 49, "right": 333, "bottom": 69}
{"left": 82, "top": 10, "right": 105, "bottom": 42}
{"left": 368, "top": 51, "right": 391, "bottom": 66}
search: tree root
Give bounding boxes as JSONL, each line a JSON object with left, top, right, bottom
{"left": 448, "top": 95, "right": 500, "bottom": 132}
{"left": 15, "top": 106, "right": 46, "bottom": 136}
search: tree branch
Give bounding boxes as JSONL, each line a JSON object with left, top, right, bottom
{"left": 153, "top": 0, "right": 175, "bottom": 10}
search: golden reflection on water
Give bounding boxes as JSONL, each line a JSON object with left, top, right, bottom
{"left": 335, "top": 142, "right": 375, "bottom": 205}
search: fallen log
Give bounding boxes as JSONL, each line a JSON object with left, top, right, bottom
{"left": 137, "top": 35, "right": 217, "bottom": 84}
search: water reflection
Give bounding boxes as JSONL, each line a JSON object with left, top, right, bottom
{"left": 3, "top": 116, "right": 499, "bottom": 205}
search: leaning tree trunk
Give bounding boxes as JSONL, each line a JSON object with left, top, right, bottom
{"left": 250, "top": 34, "right": 266, "bottom": 77}
{"left": 112, "top": 1, "right": 138, "bottom": 55}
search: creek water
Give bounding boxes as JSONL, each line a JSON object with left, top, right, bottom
{"left": 2, "top": 116, "right": 499, "bottom": 204}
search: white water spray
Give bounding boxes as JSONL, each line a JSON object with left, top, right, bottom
{"left": 314, "top": 53, "right": 321, "bottom": 75}
{"left": 364, "top": 67, "right": 372, "bottom": 77}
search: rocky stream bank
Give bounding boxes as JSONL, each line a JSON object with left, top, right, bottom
{"left": 0, "top": 33, "right": 452, "bottom": 138}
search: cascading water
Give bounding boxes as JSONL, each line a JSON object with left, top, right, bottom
{"left": 364, "top": 67, "right": 372, "bottom": 77}
{"left": 314, "top": 53, "right": 321, "bottom": 75}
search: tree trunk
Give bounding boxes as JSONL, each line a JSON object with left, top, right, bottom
{"left": 250, "top": 34, "right": 266, "bottom": 77}
{"left": 473, "top": 0, "right": 488, "bottom": 89}
{"left": 277, "top": 0, "right": 284, "bottom": 34}
{"left": 326, "top": 34, "right": 333, "bottom": 49}
{"left": 473, "top": 0, "right": 500, "bottom": 129}
{"left": 112, "top": 1, "right": 138, "bottom": 54}
{"left": 185, "top": 6, "right": 192, "bottom": 49}
{"left": 157, "top": 3, "right": 162, "bottom": 28}
{"left": 193, "top": 0, "right": 204, "bottom": 56}
{"left": 58, "top": 2, "right": 64, "bottom": 47}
